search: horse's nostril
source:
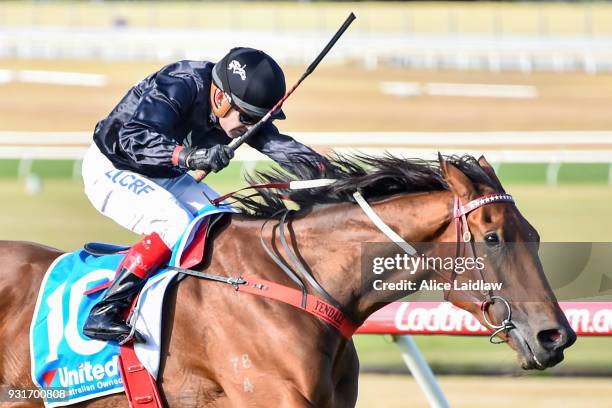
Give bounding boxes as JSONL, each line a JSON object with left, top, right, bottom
{"left": 537, "top": 328, "right": 564, "bottom": 350}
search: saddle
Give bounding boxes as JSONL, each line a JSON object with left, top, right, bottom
{"left": 83, "top": 242, "right": 130, "bottom": 256}
{"left": 85, "top": 212, "right": 228, "bottom": 407}
{"left": 30, "top": 206, "right": 235, "bottom": 408}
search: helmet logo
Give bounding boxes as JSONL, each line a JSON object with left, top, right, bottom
{"left": 227, "top": 60, "right": 247, "bottom": 81}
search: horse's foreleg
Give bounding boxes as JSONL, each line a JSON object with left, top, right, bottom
{"left": 331, "top": 343, "right": 360, "bottom": 408}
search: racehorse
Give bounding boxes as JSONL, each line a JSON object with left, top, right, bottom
{"left": 0, "top": 154, "right": 576, "bottom": 407}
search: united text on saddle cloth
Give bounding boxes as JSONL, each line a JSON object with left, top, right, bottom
{"left": 30, "top": 204, "right": 237, "bottom": 407}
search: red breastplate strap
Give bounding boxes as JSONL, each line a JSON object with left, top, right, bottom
{"left": 237, "top": 274, "right": 358, "bottom": 339}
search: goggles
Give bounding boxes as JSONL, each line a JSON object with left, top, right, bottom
{"left": 233, "top": 105, "right": 259, "bottom": 126}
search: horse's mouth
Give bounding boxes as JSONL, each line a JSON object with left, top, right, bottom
{"left": 509, "top": 329, "right": 549, "bottom": 370}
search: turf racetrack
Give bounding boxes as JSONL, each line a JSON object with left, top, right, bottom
{"left": 356, "top": 374, "right": 612, "bottom": 408}
{"left": 2, "top": 178, "right": 611, "bottom": 406}
{"left": 2, "top": 59, "right": 612, "bottom": 132}
{"left": 1, "top": 58, "right": 611, "bottom": 407}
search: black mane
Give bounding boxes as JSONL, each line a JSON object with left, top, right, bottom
{"left": 235, "top": 154, "right": 500, "bottom": 218}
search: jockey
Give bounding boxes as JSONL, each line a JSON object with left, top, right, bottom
{"left": 81, "top": 47, "right": 330, "bottom": 343}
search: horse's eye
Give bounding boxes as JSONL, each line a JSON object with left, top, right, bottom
{"left": 484, "top": 232, "right": 500, "bottom": 246}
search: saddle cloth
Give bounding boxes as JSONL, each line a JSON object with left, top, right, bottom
{"left": 30, "top": 204, "right": 237, "bottom": 407}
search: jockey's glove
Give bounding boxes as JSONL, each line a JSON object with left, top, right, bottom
{"left": 179, "top": 145, "right": 234, "bottom": 173}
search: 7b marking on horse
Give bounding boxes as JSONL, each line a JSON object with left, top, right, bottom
{"left": 230, "top": 354, "right": 254, "bottom": 393}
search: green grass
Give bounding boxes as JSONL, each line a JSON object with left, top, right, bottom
{"left": 354, "top": 334, "right": 612, "bottom": 376}
{"left": 510, "top": 185, "right": 612, "bottom": 241}
{"left": 30, "top": 159, "right": 77, "bottom": 179}
{"left": 1, "top": 179, "right": 611, "bottom": 374}
{"left": 558, "top": 163, "right": 611, "bottom": 184}
{"left": 0, "top": 167, "right": 248, "bottom": 250}
{"left": 0, "top": 159, "right": 20, "bottom": 178}
{"left": 3, "top": 160, "right": 612, "bottom": 185}
{"left": 496, "top": 163, "right": 612, "bottom": 185}
{"left": 3, "top": 175, "right": 611, "bottom": 247}
{"left": 497, "top": 163, "right": 549, "bottom": 184}
{"left": 2, "top": 175, "right": 612, "bottom": 250}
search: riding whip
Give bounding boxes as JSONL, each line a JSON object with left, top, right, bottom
{"left": 195, "top": 12, "right": 356, "bottom": 182}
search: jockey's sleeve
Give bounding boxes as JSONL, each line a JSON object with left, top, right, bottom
{"left": 246, "top": 122, "right": 332, "bottom": 173}
{"left": 116, "top": 70, "right": 197, "bottom": 172}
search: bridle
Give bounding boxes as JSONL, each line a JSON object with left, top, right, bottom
{"left": 177, "top": 182, "right": 517, "bottom": 342}
{"left": 354, "top": 190, "right": 516, "bottom": 343}
{"left": 452, "top": 193, "right": 516, "bottom": 343}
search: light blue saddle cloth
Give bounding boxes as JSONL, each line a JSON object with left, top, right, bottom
{"left": 30, "top": 204, "right": 237, "bottom": 407}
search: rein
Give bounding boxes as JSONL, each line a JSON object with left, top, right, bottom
{"left": 190, "top": 180, "right": 517, "bottom": 342}
{"left": 260, "top": 209, "right": 354, "bottom": 319}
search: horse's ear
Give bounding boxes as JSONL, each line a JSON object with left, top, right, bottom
{"left": 477, "top": 155, "right": 505, "bottom": 193}
{"left": 437, "top": 152, "right": 444, "bottom": 167}
{"left": 439, "top": 154, "right": 476, "bottom": 200}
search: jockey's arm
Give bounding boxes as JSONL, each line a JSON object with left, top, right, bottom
{"left": 246, "top": 122, "right": 333, "bottom": 175}
{"left": 116, "top": 71, "right": 197, "bottom": 174}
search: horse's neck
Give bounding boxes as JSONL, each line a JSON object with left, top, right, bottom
{"left": 287, "top": 190, "right": 455, "bottom": 324}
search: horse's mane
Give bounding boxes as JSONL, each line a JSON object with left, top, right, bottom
{"left": 235, "top": 154, "right": 500, "bottom": 218}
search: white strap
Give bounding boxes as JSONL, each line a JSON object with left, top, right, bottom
{"left": 285, "top": 179, "right": 417, "bottom": 255}
{"left": 353, "top": 191, "right": 417, "bottom": 255}
{"left": 289, "top": 179, "right": 337, "bottom": 190}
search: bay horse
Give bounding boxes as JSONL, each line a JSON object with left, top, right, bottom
{"left": 0, "top": 154, "right": 575, "bottom": 407}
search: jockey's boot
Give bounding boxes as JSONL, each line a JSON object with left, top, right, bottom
{"left": 83, "top": 232, "right": 171, "bottom": 344}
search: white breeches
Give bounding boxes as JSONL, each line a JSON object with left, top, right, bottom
{"left": 82, "top": 143, "right": 219, "bottom": 247}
